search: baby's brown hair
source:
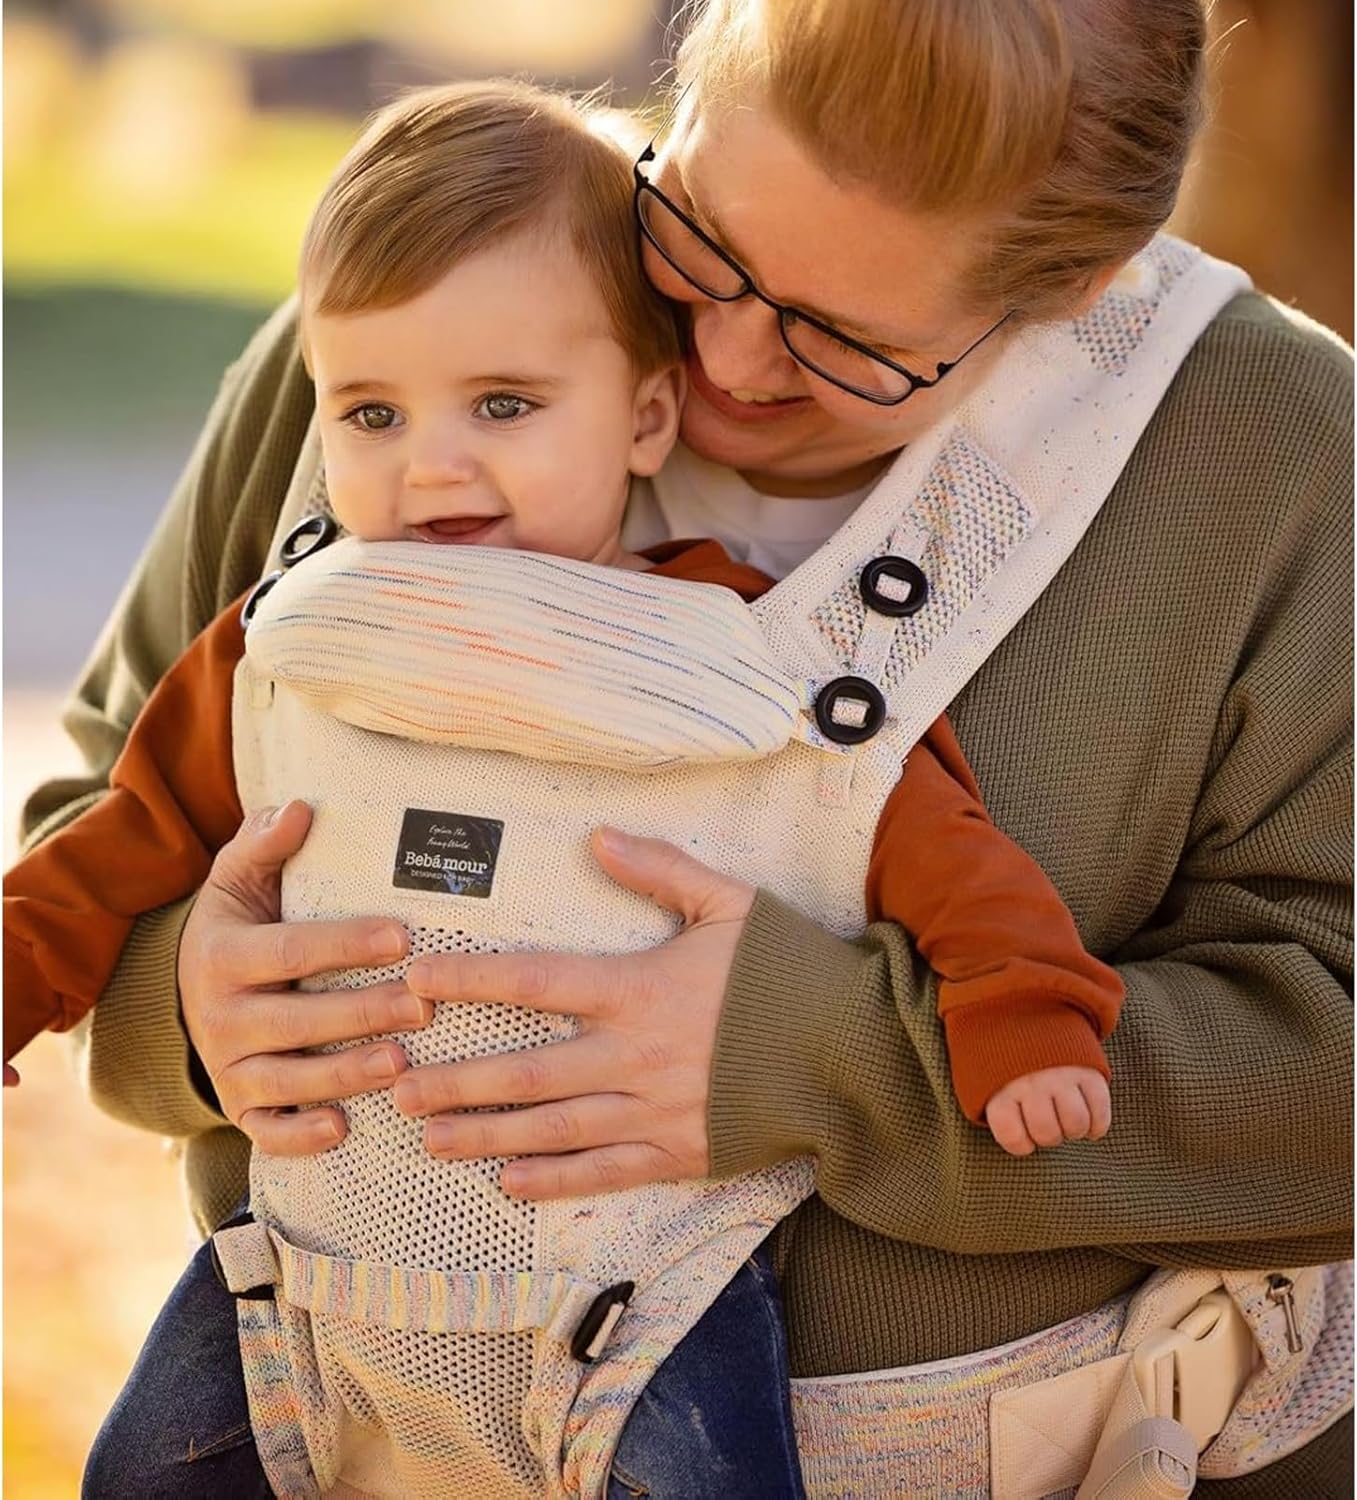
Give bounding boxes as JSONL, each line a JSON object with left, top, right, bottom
{"left": 301, "top": 80, "right": 681, "bottom": 373}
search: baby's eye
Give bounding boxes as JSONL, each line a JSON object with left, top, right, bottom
{"left": 476, "top": 393, "right": 537, "bottom": 423}
{"left": 345, "top": 403, "right": 401, "bottom": 432}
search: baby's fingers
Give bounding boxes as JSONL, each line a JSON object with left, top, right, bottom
{"left": 1082, "top": 1076, "right": 1113, "bottom": 1140}
{"left": 1052, "top": 1082, "right": 1092, "bottom": 1141}
{"left": 986, "top": 1095, "right": 1036, "bottom": 1157}
{"left": 1019, "top": 1092, "right": 1065, "bottom": 1149}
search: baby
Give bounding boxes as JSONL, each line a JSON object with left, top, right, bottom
{"left": 5, "top": 81, "right": 1121, "bottom": 1497}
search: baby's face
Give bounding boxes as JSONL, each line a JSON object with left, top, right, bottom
{"left": 306, "top": 232, "right": 677, "bottom": 565}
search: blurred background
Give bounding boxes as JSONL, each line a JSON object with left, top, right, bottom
{"left": 3, "top": 0, "right": 1352, "bottom": 1492}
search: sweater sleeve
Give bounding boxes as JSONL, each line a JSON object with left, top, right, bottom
{"left": 20, "top": 298, "right": 311, "bottom": 1137}
{"left": 4, "top": 604, "right": 246, "bottom": 1063}
{"left": 867, "top": 716, "right": 1123, "bottom": 1122}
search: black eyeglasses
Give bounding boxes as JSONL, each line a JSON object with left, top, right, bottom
{"left": 633, "top": 139, "right": 1011, "bottom": 407}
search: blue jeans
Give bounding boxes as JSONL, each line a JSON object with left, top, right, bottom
{"left": 84, "top": 1230, "right": 804, "bottom": 1499}
{"left": 606, "top": 1240, "right": 806, "bottom": 1499}
{"left": 82, "top": 1236, "right": 270, "bottom": 1498}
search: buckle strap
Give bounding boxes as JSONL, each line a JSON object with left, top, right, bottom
{"left": 278, "top": 1237, "right": 606, "bottom": 1339}
{"left": 214, "top": 1217, "right": 624, "bottom": 1350}
{"left": 1078, "top": 1412, "right": 1196, "bottom": 1499}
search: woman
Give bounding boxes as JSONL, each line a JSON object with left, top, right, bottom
{"left": 30, "top": 0, "right": 1351, "bottom": 1493}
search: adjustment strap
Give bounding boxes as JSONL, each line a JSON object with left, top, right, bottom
{"left": 214, "top": 1218, "right": 615, "bottom": 1345}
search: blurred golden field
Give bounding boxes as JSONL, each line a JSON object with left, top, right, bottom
{"left": 3, "top": 697, "right": 191, "bottom": 1496}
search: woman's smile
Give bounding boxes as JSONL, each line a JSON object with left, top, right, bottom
{"left": 684, "top": 349, "right": 811, "bottom": 424}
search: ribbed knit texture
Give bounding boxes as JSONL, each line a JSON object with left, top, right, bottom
{"left": 246, "top": 538, "right": 804, "bottom": 766}
{"left": 39, "top": 291, "right": 1354, "bottom": 1493}
{"left": 1197, "top": 1410, "right": 1352, "bottom": 1497}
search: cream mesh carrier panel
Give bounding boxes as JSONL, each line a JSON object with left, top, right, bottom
{"left": 227, "top": 541, "right": 896, "bottom": 1500}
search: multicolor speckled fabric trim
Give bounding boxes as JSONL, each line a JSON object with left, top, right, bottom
{"left": 1199, "top": 1262, "right": 1354, "bottom": 1478}
{"left": 791, "top": 1295, "right": 1129, "bottom": 1498}
{"left": 247, "top": 540, "right": 805, "bottom": 769}
{"left": 238, "top": 1297, "right": 321, "bottom": 1500}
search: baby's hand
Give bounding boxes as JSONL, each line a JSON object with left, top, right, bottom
{"left": 984, "top": 1066, "right": 1110, "bottom": 1156}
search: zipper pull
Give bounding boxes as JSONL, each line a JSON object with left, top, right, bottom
{"left": 1266, "top": 1274, "right": 1303, "bottom": 1354}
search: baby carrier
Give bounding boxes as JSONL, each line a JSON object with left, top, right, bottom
{"left": 210, "top": 238, "right": 1351, "bottom": 1499}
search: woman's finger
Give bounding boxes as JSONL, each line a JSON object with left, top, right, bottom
{"left": 404, "top": 834, "right": 753, "bottom": 1018}
{"left": 201, "top": 801, "right": 315, "bottom": 925}
{"left": 208, "top": 982, "right": 431, "bottom": 1058}
{"left": 394, "top": 1034, "right": 619, "bottom": 1117}
{"left": 219, "top": 1040, "right": 410, "bottom": 1115}
{"left": 237, "top": 1104, "right": 347, "bottom": 1155}
{"left": 405, "top": 948, "right": 634, "bottom": 1020}
{"left": 500, "top": 1142, "right": 683, "bottom": 1201}
{"left": 588, "top": 827, "right": 755, "bottom": 926}
{"left": 424, "top": 1093, "right": 638, "bottom": 1160}
{"left": 219, "top": 915, "right": 409, "bottom": 989}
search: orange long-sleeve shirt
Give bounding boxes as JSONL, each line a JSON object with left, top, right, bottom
{"left": 4, "top": 540, "right": 1121, "bottom": 1121}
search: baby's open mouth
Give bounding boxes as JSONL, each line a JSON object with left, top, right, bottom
{"left": 412, "top": 517, "right": 505, "bottom": 544}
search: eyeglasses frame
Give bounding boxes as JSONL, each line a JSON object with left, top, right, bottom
{"left": 632, "top": 138, "right": 1012, "bottom": 408}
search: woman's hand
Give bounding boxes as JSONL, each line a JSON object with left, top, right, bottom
{"left": 179, "top": 800, "right": 432, "bottom": 1153}
{"left": 393, "top": 828, "right": 756, "bottom": 1199}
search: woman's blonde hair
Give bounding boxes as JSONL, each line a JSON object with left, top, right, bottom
{"left": 675, "top": 0, "right": 1206, "bottom": 320}
{"left": 301, "top": 80, "right": 680, "bottom": 373}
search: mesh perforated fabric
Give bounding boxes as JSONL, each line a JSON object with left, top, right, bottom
{"left": 230, "top": 235, "right": 1251, "bottom": 1499}
{"left": 236, "top": 674, "right": 843, "bottom": 1497}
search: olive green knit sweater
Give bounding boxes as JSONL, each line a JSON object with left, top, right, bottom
{"left": 24, "top": 293, "right": 1353, "bottom": 1488}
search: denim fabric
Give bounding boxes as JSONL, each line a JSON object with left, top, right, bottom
{"left": 606, "top": 1240, "right": 806, "bottom": 1499}
{"left": 81, "top": 1234, "right": 269, "bottom": 1499}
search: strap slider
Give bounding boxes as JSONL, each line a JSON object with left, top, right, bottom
{"left": 570, "top": 1281, "right": 634, "bottom": 1363}
{"left": 210, "top": 1211, "right": 278, "bottom": 1301}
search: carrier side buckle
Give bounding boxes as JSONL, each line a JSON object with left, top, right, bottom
{"left": 570, "top": 1281, "right": 634, "bottom": 1362}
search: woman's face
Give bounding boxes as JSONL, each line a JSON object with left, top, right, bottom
{"left": 645, "top": 99, "right": 1012, "bottom": 495}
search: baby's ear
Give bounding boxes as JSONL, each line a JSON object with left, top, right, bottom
{"left": 628, "top": 364, "right": 684, "bottom": 477}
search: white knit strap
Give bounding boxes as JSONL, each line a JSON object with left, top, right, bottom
{"left": 755, "top": 237, "right": 1252, "bottom": 761}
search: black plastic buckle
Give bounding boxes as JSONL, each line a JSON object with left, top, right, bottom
{"left": 814, "top": 675, "right": 887, "bottom": 745}
{"left": 209, "top": 1211, "right": 276, "bottom": 1301}
{"left": 240, "top": 570, "right": 284, "bottom": 631}
{"left": 280, "top": 512, "right": 339, "bottom": 568}
{"left": 859, "top": 555, "right": 928, "bottom": 618}
{"left": 570, "top": 1281, "right": 634, "bottom": 1363}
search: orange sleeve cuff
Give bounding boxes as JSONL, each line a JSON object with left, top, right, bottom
{"left": 942, "top": 988, "right": 1112, "bottom": 1123}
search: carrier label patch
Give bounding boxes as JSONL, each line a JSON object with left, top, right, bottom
{"left": 393, "top": 810, "right": 503, "bottom": 899}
